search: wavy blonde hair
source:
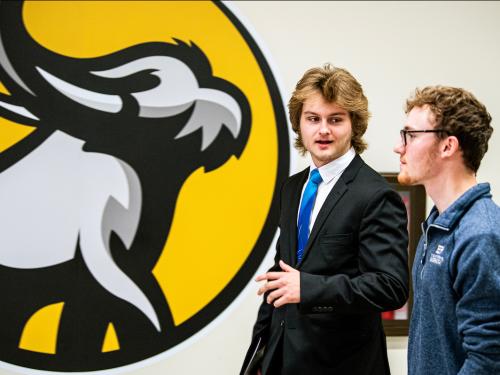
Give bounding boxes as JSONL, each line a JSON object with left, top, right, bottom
{"left": 288, "top": 64, "right": 370, "bottom": 155}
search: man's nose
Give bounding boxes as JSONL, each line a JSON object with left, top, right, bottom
{"left": 393, "top": 139, "right": 405, "bottom": 154}
{"left": 318, "top": 120, "right": 330, "bottom": 134}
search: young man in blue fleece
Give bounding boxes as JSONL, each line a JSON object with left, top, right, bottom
{"left": 394, "top": 85, "right": 500, "bottom": 374}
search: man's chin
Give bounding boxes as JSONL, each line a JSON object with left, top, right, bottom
{"left": 397, "top": 172, "right": 413, "bottom": 186}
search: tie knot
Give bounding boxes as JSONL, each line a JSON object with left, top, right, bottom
{"left": 310, "top": 169, "right": 322, "bottom": 185}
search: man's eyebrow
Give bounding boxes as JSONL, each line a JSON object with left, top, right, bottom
{"left": 329, "top": 112, "right": 348, "bottom": 116}
{"left": 303, "top": 111, "right": 348, "bottom": 116}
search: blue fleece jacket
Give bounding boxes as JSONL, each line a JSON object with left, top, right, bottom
{"left": 408, "top": 183, "right": 500, "bottom": 375}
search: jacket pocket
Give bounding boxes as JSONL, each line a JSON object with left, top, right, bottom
{"left": 319, "top": 233, "right": 353, "bottom": 244}
{"left": 318, "top": 233, "right": 356, "bottom": 270}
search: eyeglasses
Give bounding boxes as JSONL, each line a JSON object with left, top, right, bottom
{"left": 399, "top": 129, "right": 447, "bottom": 146}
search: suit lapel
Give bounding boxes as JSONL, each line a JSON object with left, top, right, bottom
{"left": 297, "top": 180, "right": 347, "bottom": 267}
{"left": 297, "top": 155, "right": 364, "bottom": 268}
{"left": 287, "top": 168, "right": 309, "bottom": 268}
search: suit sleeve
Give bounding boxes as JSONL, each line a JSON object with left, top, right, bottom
{"left": 300, "top": 188, "right": 409, "bottom": 313}
{"left": 251, "top": 243, "right": 280, "bottom": 341}
{"left": 239, "top": 243, "right": 279, "bottom": 375}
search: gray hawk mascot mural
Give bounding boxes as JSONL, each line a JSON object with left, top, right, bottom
{"left": 0, "top": 0, "right": 251, "bottom": 371}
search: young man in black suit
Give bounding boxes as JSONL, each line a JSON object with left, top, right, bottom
{"left": 241, "top": 64, "right": 409, "bottom": 375}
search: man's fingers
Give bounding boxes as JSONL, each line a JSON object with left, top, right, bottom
{"left": 255, "top": 273, "right": 267, "bottom": 282}
{"left": 255, "top": 262, "right": 299, "bottom": 306}
{"left": 266, "top": 279, "right": 282, "bottom": 290}
{"left": 256, "top": 271, "right": 281, "bottom": 281}
{"left": 257, "top": 279, "right": 281, "bottom": 296}
{"left": 257, "top": 281, "right": 271, "bottom": 296}
{"left": 255, "top": 271, "right": 283, "bottom": 283}
{"left": 279, "top": 260, "right": 294, "bottom": 272}
{"left": 273, "top": 295, "right": 287, "bottom": 308}
{"left": 267, "top": 288, "right": 283, "bottom": 305}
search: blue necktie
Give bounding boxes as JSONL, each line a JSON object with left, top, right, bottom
{"left": 297, "top": 169, "right": 322, "bottom": 263}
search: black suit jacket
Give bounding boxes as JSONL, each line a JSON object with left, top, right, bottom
{"left": 241, "top": 155, "right": 409, "bottom": 375}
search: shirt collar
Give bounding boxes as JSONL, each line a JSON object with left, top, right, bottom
{"left": 310, "top": 147, "right": 356, "bottom": 185}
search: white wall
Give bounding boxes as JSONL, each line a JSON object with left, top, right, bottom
{"left": 2, "top": 2, "right": 499, "bottom": 375}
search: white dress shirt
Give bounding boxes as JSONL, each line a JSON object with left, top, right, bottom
{"left": 298, "top": 147, "right": 356, "bottom": 233}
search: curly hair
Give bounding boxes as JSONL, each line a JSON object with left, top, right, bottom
{"left": 405, "top": 86, "right": 493, "bottom": 173}
{"left": 288, "top": 64, "right": 370, "bottom": 155}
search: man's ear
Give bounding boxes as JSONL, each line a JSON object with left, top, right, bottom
{"left": 440, "top": 135, "right": 460, "bottom": 158}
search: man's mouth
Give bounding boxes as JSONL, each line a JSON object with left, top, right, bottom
{"left": 316, "top": 140, "right": 332, "bottom": 145}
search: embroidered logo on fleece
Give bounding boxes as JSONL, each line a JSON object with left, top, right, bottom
{"left": 430, "top": 244, "right": 445, "bottom": 265}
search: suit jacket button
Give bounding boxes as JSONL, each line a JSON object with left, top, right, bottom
{"left": 280, "top": 320, "right": 285, "bottom": 327}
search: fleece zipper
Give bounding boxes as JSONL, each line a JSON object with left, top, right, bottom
{"left": 419, "top": 222, "right": 449, "bottom": 281}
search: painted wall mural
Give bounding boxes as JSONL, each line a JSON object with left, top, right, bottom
{"left": 0, "top": 1, "right": 289, "bottom": 372}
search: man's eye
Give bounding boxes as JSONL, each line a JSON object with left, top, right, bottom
{"left": 329, "top": 117, "right": 341, "bottom": 124}
{"left": 307, "top": 116, "right": 319, "bottom": 122}
{"left": 408, "top": 132, "right": 416, "bottom": 138}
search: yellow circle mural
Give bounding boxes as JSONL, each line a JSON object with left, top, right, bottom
{"left": 0, "top": 0, "right": 289, "bottom": 371}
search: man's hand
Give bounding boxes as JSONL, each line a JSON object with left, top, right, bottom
{"left": 255, "top": 260, "right": 300, "bottom": 308}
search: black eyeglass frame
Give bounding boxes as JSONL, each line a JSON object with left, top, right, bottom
{"left": 399, "top": 129, "right": 448, "bottom": 146}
